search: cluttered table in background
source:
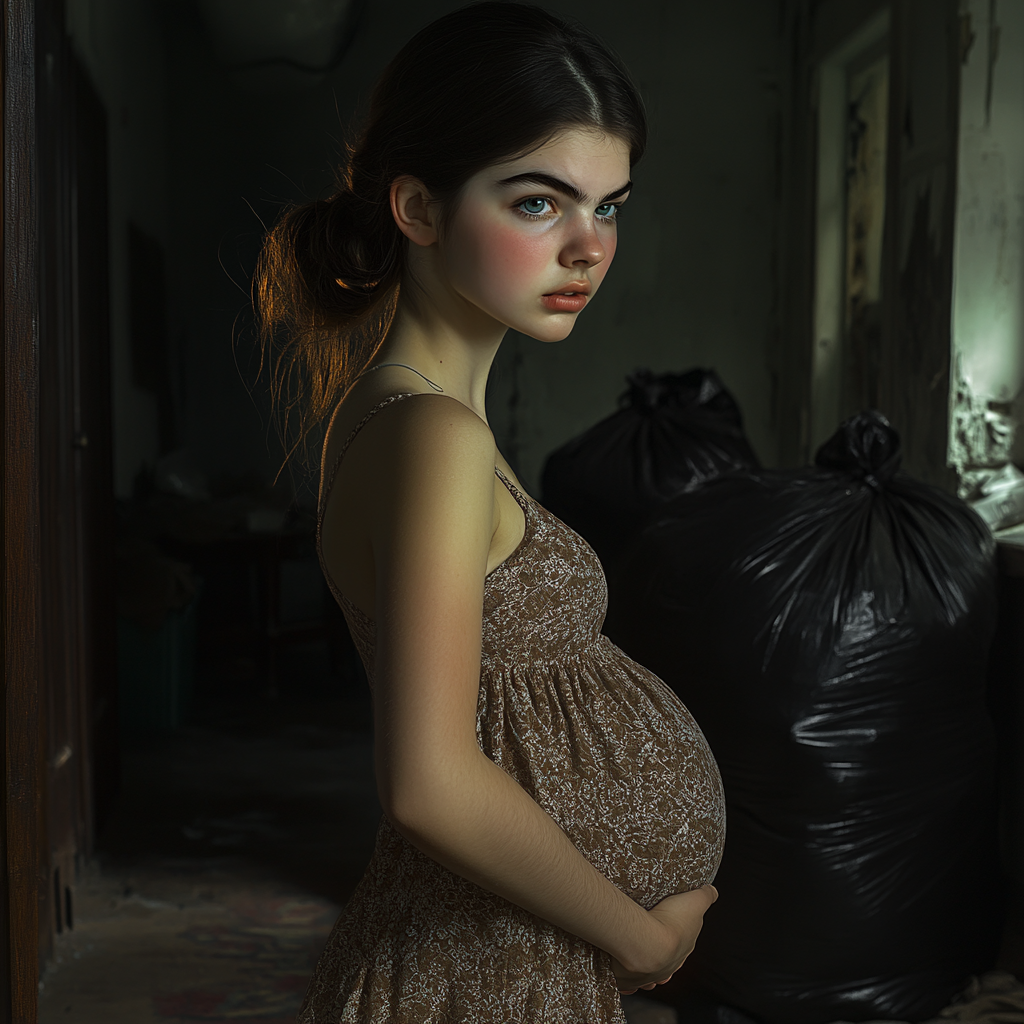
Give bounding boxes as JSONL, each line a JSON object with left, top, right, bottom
{"left": 115, "top": 483, "right": 360, "bottom": 732}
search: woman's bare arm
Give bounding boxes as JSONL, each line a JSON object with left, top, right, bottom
{"left": 336, "top": 394, "right": 712, "bottom": 984}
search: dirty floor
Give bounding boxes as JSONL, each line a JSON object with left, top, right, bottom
{"left": 38, "top": 655, "right": 383, "bottom": 1024}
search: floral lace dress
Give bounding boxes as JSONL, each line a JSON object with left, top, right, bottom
{"left": 299, "top": 394, "right": 726, "bottom": 1024}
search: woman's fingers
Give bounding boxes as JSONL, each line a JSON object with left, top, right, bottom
{"left": 612, "top": 883, "right": 720, "bottom": 992}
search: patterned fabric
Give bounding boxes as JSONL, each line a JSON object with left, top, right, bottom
{"left": 302, "top": 394, "right": 726, "bottom": 1024}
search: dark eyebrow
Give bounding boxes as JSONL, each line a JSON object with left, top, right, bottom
{"left": 494, "top": 172, "right": 632, "bottom": 207}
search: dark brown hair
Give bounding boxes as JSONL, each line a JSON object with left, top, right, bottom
{"left": 254, "top": 1, "right": 647, "bottom": 458}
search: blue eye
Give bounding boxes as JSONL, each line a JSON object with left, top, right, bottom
{"left": 518, "top": 197, "right": 551, "bottom": 216}
{"left": 596, "top": 203, "right": 620, "bottom": 220}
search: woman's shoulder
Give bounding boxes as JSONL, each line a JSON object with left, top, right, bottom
{"left": 383, "top": 390, "right": 491, "bottom": 435}
{"left": 324, "top": 387, "right": 495, "bottom": 484}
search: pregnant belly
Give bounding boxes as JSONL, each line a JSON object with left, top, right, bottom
{"left": 481, "top": 638, "right": 726, "bottom": 909}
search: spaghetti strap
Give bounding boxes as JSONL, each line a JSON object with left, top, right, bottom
{"left": 316, "top": 392, "right": 417, "bottom": 628}
{"left": 317, "top": 391, "right": 522, "bottom": 534}
{"left": 317, "top": 392, "right": 415, "bottom": 545}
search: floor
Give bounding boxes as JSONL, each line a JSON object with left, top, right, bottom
{"left": 38, "top": 641, "right": 382, "bottom": 1024}
{"left": 38, "top": 858, "right": 340, "bottom": 1024}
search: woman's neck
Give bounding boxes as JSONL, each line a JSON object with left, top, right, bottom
{"left": 373, "top": 275, "right": 507, "bottom": 422}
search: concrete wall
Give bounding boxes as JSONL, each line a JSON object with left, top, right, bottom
{"left": 78, "top": 0, "right": 785, "bottom": 496}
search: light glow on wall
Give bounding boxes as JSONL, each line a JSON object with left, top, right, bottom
{"left": 950, "top": 0, "right": 1024, "bottom": 476}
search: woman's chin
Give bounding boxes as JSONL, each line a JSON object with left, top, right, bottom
{"left": 516, "top": 314, "right": 579, "bottom": 344}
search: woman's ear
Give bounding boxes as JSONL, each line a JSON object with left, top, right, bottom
{"left": 390, "top": 176, "right": 439, "bottom": 247}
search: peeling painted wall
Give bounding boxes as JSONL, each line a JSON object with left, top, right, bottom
{"left": 776, "top": 0, "right": 961, "bottom": 488}
{"left": 878, "top": 0, "right": 961, "bottom": 492}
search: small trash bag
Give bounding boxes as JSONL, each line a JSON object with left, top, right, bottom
{"left": 605, "top": 411, "right": 1002, "bottom": 1024}
{"left": 540, "top": 368, "right": 758, "bottom": 570}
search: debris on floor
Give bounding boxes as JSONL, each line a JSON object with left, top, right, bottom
{"left": 38, "top": 858, "right": 340, "bottom": 1024}
{"left": 39, "top": 686, "right": 376, "bottom": 1024}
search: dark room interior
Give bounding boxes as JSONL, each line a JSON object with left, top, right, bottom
{"left": 4, "top": 1, "right": 1024, "bottom": 1023}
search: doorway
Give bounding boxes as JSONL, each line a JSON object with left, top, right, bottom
{"left": 811, "top": 10, "right": 890, "bottom": 453}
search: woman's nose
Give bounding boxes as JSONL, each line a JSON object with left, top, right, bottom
{"left": 561, "top": 216, "right": 606, "bottom": 269}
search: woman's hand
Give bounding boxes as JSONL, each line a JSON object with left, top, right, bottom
{"left": 611, "top": 885, "right": 719, "bottom": 994}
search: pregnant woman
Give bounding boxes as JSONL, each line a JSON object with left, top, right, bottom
{"left": 255, "top": 4, "right": 725, "bottom": 1020}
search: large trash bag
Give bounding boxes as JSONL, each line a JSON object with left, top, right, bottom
{"left": 605, "top": 411, "right": 1002, "bottom": 1024}
{"left": 540, "top": 368, "right": 758, "bottom": 570}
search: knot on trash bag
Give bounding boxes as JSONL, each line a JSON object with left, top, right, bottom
{"left": 622, "top": 368, "right": 730, "bottom": 413}
{"left": 814, "top": 410, "right": 901, "bottom": 489}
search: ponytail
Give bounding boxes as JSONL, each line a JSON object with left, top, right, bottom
{"left": 254, "top": 158, "right": 402, "bottom": 464}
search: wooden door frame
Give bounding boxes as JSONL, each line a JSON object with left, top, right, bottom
{"left": 2, "top": 0, "right": 39, "bottom": 1019}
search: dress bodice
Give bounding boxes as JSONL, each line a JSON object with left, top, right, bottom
{"left": 317, "top": 393, "right": 609, "bottom": 676}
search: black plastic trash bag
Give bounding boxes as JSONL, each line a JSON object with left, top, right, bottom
{"left": 605, "top": 411, "right": 1002, "bottom": 1024}
{"left": 540, "top": 368, "right": 758, "bottom": 570}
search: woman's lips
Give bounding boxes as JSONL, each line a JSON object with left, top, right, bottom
{"left": 541, "top": 292, "right": 588, "bottom": 312}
